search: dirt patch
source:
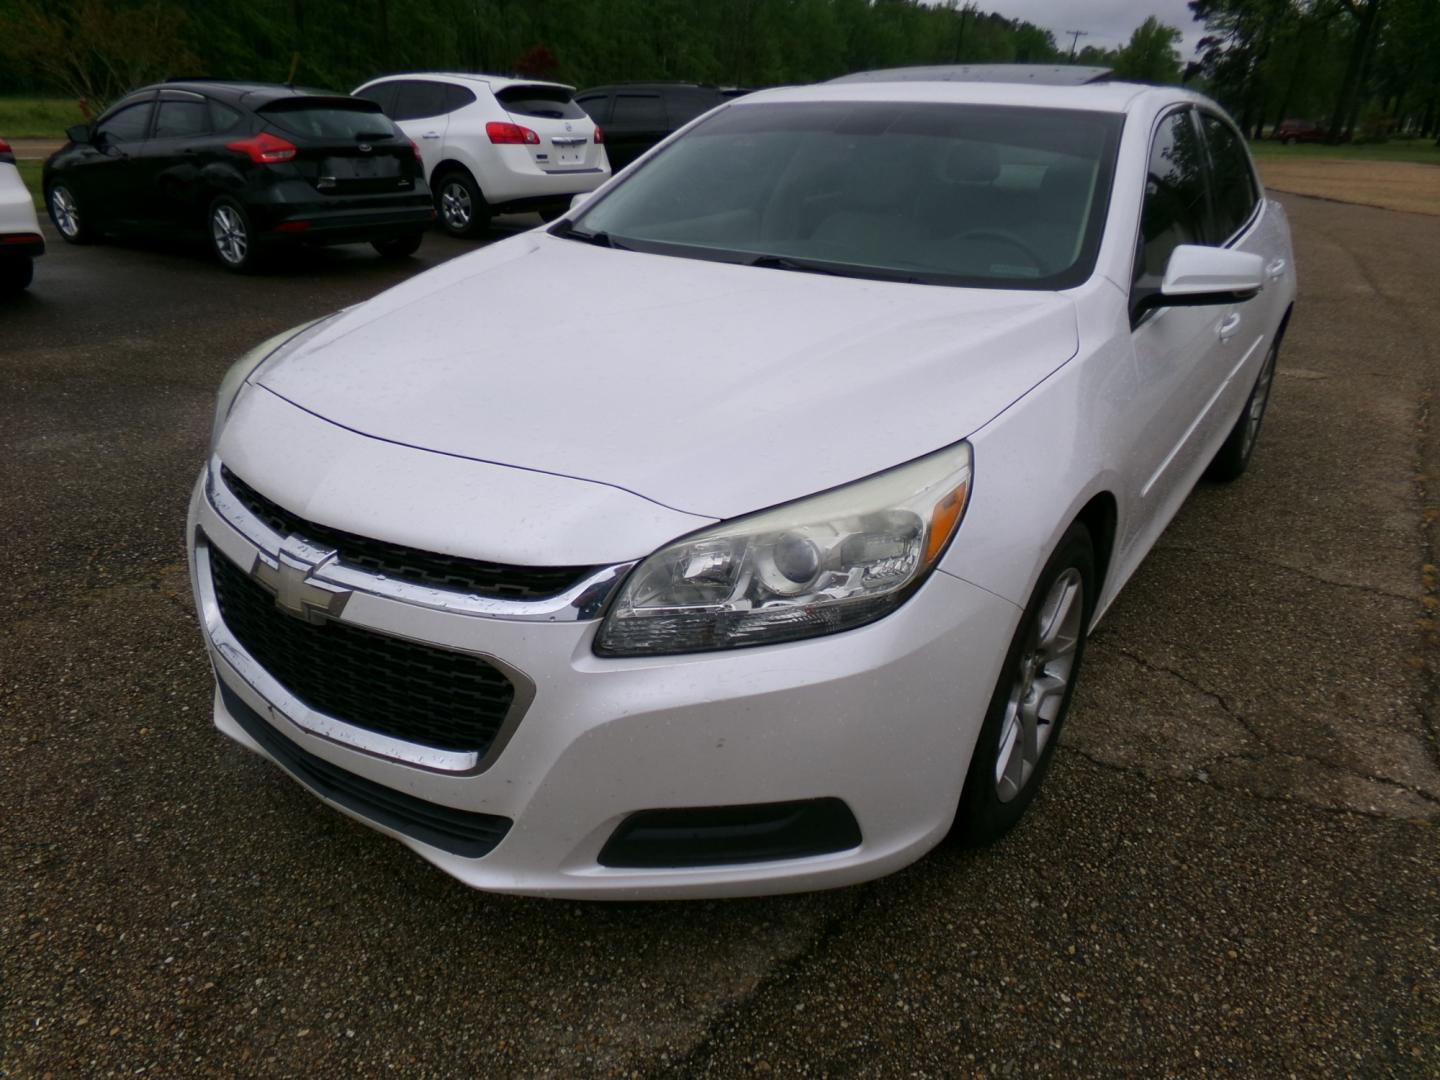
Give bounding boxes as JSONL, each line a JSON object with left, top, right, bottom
{"left": 1258, "top": 157, "right": 1440, "bottom": 216}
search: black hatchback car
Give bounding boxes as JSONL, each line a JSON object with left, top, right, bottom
{"left": 43, "top": 80, "right": 434, "bottom": 271}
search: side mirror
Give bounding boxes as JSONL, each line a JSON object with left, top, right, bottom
{"left": 1133, "top": 244, "right": 1265, "bottom": 320}
{"left": 66, "top": 124, "right": 92, "bottom": 145}
{"left": 569, "top": 191, "right": 592, "bottom": 211}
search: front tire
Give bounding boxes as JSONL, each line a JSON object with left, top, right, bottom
{"left": 952, "top": 522, "right": 1096, "bottom": 846}
{"left": 0, "top": 255, "right": 33, "bottom": 294}
{"left": 208, "top": 196, "right": 263, "bottom": 273}
{"left": 372, "top": 232, "right": 423, "bottom": 259}
{"left": 1205, "top": 341, "right": 1278, "bottom": 482}
{"left": 47, "top": 183, "right": 94, "bottom": 244}
{"left": 434, "top": 169, "right": 490, "bottom": 238}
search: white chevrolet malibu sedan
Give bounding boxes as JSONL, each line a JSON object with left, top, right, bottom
{"left": 189, "top": 71, "right": 1295, "bottom": 898}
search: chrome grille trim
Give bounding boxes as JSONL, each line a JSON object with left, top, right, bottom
{"left": 204, "top": 456, "right": 635, "bottom": 623}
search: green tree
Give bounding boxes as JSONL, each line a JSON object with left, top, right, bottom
{"left": 1113, "top": 16, "right": 1184, "bottom": 83}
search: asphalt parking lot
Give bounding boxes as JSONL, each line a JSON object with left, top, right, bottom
{"left": 3, "top": 197, "right": 1438, "bottom": 1077}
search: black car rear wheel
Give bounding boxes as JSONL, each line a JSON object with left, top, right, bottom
{"left": 208, "top": 197, "right": 263, "bottom": 273}
{"left": 434, "top": 169, "right": 490, "bottom": 238}
{"left": 47, "top": 184, "right": 94, "bottom": 244}
{"left": 373, "top": 232, "right": 424, "bottom": 259}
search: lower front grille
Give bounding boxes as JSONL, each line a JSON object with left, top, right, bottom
{"left": 219, "top": 681, "right": 511, "bottom": 858}
{"left": 208, "top": 542, "right": 516, "bottom": 754}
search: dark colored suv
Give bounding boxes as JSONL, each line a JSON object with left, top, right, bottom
{"left": 574, "top": 83, "right": 746, "bottom": 169}
{"left": 43, "top": 80, "right": 434, "bottom": 272}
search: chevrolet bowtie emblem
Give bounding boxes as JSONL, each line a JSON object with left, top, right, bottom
{"left": 251, "top": 536, "right": 351, "bottom": 624}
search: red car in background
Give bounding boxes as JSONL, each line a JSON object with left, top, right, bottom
{"left": 1273, "top": 119, "right": 1331, "bottom": 144}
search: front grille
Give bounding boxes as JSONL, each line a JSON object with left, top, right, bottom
{"left": 219, "top": 465, "right": 595, "bottom": 600}
{"left": 209, "top": 544, "right": 516, "bottom": 754}
{"left": 219, "top": 681, "right": 511, "bottom": 858}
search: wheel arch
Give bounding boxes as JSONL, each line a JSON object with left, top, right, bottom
{"left": 431, "top": 158, "right": 482, "bottom": 195}
{"left": 1072, "top": 491, "right": 1118, "bottom": 603}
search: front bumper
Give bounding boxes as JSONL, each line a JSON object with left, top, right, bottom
{"left": 187, "top": 465, "right": 1018, "bottom": 899}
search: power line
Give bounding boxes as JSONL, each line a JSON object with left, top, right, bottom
{"left": 1065, "top": 29, "right": 1089, "bottom": 62}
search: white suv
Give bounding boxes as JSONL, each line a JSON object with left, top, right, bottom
{"left": 353, "top": 73, "right": 610, "bottom": 237}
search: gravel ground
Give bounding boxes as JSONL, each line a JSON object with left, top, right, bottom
{"left": 1258, "top": 157, "right": 1440, "bottom": 216}
{"left": 2, "top": 197, "right": 1438, "bottom": 1077}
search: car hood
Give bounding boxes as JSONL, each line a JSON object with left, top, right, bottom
{"left": 257, "top": 234, "right": 1079, "bottom": 520}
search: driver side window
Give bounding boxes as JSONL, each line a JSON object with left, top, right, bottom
{"left": 96, "top": 101, "right": 155, "bottom": 144}
{"left": 1136, "top": 109, "right": 1208, "bottom": 281}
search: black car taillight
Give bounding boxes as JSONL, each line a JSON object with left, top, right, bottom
{"left": 225, "top": 132, "right": 298, "bottom": 164}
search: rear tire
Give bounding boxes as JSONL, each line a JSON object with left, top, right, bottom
{"left": 208, "top": 196, "right": 264, "bottom": 273}
{"left": 434, "top": 169, "right": 489, "bottom": 238}
{"left": 47, "top": 183, "right": 94, "bottom": 244}
{"left": 373, "top": 232, "right": 423, "bottom": 259}
{"left": 0, "top": 255, "right": 33, "bottom": 294}
{"left": 952, "top": 522, "right": 1095, "bottom": 846}
{"left": 1205, "top": 341, "right": 1278, "bottom": 482}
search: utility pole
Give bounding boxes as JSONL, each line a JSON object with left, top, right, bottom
{"left": 1065, "top": 29, "right": 1089, "bottom": 62}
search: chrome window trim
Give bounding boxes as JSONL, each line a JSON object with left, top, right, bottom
{"left": 204, "top": 455, "right": 635, "bottom": 623}
{"left": 195, "top": 540, "right": 536, "bottom": 775}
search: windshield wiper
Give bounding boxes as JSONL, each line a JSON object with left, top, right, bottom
{"left": 550, "top": 219, "right": 630, "bottom": 250}
{"left": 746, "top": 253, "right": 921, "bottom": 284}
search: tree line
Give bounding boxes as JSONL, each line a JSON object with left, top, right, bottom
{"left": 1188, "top": 0, "right": 1440, "bottom": 140}
{"left": 0, "top": 0, "right": 1183, "bottom": 106}
{"left": 1, "top": 0, "right": 1436, "bottom": 141}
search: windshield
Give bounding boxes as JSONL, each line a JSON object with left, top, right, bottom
{"left": 569, "top": 100, "right": 1123, "bottom": 288}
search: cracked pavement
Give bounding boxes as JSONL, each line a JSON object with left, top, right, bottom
{"left": 3, "top": 197, "right": 1438, "bottom": 1076}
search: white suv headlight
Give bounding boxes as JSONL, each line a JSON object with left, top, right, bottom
{"left": 595, "top": 443, "right": 973, "bottom": 656}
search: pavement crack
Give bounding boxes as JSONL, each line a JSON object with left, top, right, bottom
{"left": 1151, "top": 544, "right": 1415, "bottom": 604}
{"left": 1092, "top": 641, "right": 1272, "bottom": 749}
{"left": 1084, "top": 643, "right": 1440, "bottom": 810}
{"left": 659, "top": 889, "right": 869, "bottom": 1078}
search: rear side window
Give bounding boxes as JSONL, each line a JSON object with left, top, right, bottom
{"left": 612, "top": 94, "right": 666, "bottom": 127}
{"left": 211, "top": 102, "right": 244, "bottom": 132}
{"left": 1200, "top": 113, "right": 1259, "bottom": 241}
{"left": 261, "top": 101, "right": 398, "bottom": 140}
{"left": 446, "top": 84, "right": 476, "bottom": 112}
{"left": 576, "top": 94, "right": 611, "bottom": 123}
{"left": 392, "top": 81, "right": 450, "bottom": 121}
{"left": 96, "top": 101, "right": 153, "bottom": 143}
{"left": 496, "top": 85, "right": 585, "bottom": 120}
{"left": 154, "top": 99, "right": 212, "bottom": 139}
{"left": 1137, "top": 109, "right": 1209, "bottom": 280}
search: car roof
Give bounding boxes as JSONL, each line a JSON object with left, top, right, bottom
{"left": 832, "top": 64, "right": 1114, "bottom": 86}
{"left": 357, "top": 72, "right": 576, "bottom": 94}
{"left": 579, "top": 82, "right": 720, "bottom": 93}
{"left": 735, "top": 78, "right": 1206, "bottom": 116}
{"left": 135, "top": 80, "right": 340, "bottom": 105}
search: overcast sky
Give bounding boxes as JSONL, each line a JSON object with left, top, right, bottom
{"left": 984, "top": 0, "right": 1206, "bottom": 58}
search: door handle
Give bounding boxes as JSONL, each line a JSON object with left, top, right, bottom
{"left": 1218, "top": 312, "right": 1242, "bottom": 341}
{"left": 1265, "top": 257, "right": 1287, "bottom": 280}
{"left": 421, "top": 132, "right": 441, "bottom": 139}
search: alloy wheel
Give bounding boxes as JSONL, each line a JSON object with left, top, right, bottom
{"left": 1240, "top": 350, "right": 1277, "bottom": 460}
{"left": 995, "top": 568, "right": 1084, "bottom": 803}
{"left": 211, "top": 204, "right": 249, "bottom": 266}
{"left": 50, "top": 187, "right": 80, "bottom": 239}
{"left": 440, "top": 182, "right": 473, "bottom": 230}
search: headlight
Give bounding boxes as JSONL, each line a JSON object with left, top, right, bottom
{"left": 209, "top": 316, "right": 333, "bottom": 449}
{"left": 595, "top": 442, "right": 972, "bottom": 656}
